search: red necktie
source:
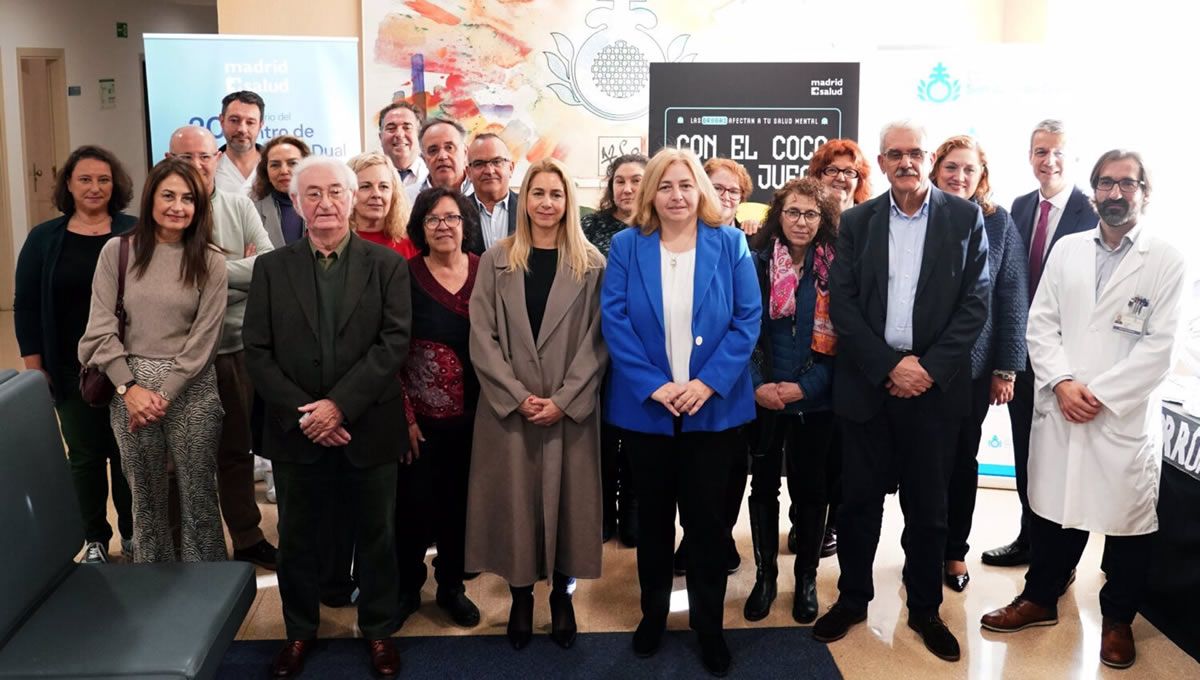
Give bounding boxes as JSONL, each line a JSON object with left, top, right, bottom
{"left": 1027, "top": 200, "right": 1052, "bottom": 300}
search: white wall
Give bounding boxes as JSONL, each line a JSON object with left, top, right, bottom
{"left": 1, "top": 0, "right": 217, "bottom": 260}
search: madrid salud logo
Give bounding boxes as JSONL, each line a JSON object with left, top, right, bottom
{"left": 918, "top": 63, "right": 960, "bottom": 104}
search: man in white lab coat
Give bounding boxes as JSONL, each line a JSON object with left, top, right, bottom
{"left": 980, "top": 150, "right": 1188, "bottom": 670}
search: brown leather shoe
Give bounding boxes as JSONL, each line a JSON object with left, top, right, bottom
{"left": 270, "top": 639, "right": 314, "bottom": 678}
{"left": 368, "top": 638, "right": 401, "bottom": 677}
{"left": 980, "top": 597, "right": 1057, "bottom": 632}
{"left": 1100, "top": 617, "right": 1136, "bottom": 669}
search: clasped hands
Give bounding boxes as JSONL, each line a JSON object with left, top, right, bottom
{"left": 518, "top": 395, "right": 565, "bottom": 426}
{"left": 754, "top": 382, "right": 804, "bottom": 410}
{"left": 651, "top": 379, "right": 715, "bottom": 417}
{"left": 885, "top": 355, "right": 933, "bottom": 398}
{"left": 299, "top": 399, "right": 351, "bottom": 447}
{"left": 124, "top": 385, "right": 168, "bottom": 432}
{"left": 1053, "top": 380, "right": 1102, "bottom": 424}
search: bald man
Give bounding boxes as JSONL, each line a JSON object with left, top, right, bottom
{"left": 167, "top": 126, "right": 277, "bottom": 568}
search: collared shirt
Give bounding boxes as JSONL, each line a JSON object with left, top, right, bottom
{"left": 1093, "top": 222, "right": 1142, "bottom": 301}
{"left": 476, "top": 194, "right": 510, "bottom": 250}
{"left": 884, "top": 188, "right": 932, "bottom": 350}
{"left": 406, "top": 173, "right": 474, "bottom": 204}
{"left": 1032, "top": 184, "right": 1073, "bottom": 262}
{"left": 396, "top": 156, "right": 428, "bottom": 189}
{"left": 309, "top": 230, "right": 352, "bottom": 270}
{"left": 215, "top": 152, "right": 255, "bottom": 196}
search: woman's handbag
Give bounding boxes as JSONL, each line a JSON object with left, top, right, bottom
{"left": 79, "top": 235, "right": 130, "bottom": 407}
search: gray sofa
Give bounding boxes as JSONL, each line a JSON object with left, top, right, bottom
{"left": 0, "top": 370, "right": 256, "bottom": 679}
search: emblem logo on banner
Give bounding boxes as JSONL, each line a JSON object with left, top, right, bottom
{"left": 918, "top": 63, "right": 961, "bottom": 104}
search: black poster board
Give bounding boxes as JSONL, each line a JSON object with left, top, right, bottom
{"left": 648, "top": 63, "right": 860, "bottom": 203}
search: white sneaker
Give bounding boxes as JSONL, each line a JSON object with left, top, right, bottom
{"left": 265, "top": 470, "right": 276, "bottom": 503}
{"left": 121, "top": 537, "right": 134, "bottom": 561}
{"left": 81, "top": 541, "right": 109, "bottom": 564}
{"left": 253, "top": 454, "right": 271, "bottom": 482}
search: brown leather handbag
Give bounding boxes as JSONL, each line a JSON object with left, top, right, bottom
{"left": 79, "top": 235, "right": 130, "bottom": 407}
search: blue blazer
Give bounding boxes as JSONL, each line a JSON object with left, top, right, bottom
{"left": 601, "top": 223, "right": 761, "bottom": 435}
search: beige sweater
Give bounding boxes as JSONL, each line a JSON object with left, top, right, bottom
{"left": 78, "top": 237, "right": 227, "bottom": 401}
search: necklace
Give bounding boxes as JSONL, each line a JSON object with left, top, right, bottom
{"left": 70, "top": 214, "right": 111, "bottom": 236}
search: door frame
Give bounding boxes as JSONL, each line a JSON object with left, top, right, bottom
{"left": 0, "top": 54, "right": 14, "bottom": 310}
{"left": 15, "top": 47, "right": 70, "bottom": 232}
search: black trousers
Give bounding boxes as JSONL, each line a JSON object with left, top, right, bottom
{"left": 1006, "top": 369, "right": 1036, "bottom": 544}
{"left": 625, "top": 425, "right": 740, "bottom": 635}
{"left": 601, "top": 422, "right": 635, "bottom": 519}
{"left": 275, "top": 454, "right": 398, "bottom": 640}
{"left": 837, "top": 393, "right": 958, "bottom": 615}
{"left": 412, "top": 419, "right": 473, "bottom": 592}
{"left": 749, "top": 411, "right": 835, "bottom": 507}
{"left": 394, "top": 446, "right": 436, "bottom": 595}
{"left": 1022, "top": 512, "right": 1153, "bottom": 624}
{"left": 945, "top": 375, "right": 993, "bottom": 561}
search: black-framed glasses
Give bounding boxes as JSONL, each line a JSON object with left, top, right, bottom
{"left": 1095, "top": 177, "right": 1143, "bottom": 194}
{"left": 821, "top": 166, "right": 860, "bottom": 179}
{"left": 424, "top": 214, "right": 464, "bottom": 228}
{"left": 883, "top": 149, "right": 926, "bottom": 162}
{"left": 782, "top": 208, "right": 821, "bottom": 223}
{"left": 712, "top": 184, "right": 743, "bottom": 199}
{"left": 469, "top": 157, "right": 510, "bottom": 170}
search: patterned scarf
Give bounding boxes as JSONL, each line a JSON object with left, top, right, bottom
{"left": 767, "top": 238, "right": 837, "bottom": 355}
{"left": 768, "top": 239, "right": 799, "bottom": 320}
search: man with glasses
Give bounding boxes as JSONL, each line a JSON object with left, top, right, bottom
{"left": 406, "top": 117, "right": 473, "bottom": 204}
{"left": 244, "top": 155, "right": 412, "bottom": 677}
{"left": 466, "top": 133, "right": 517, "bottom": 252}
{"left": 981, "top": 150, "right": 1186, "bottom": 670}
{"left": 166, "top": 126, "right": 279, "bottom": 570}
{"left": 984, "top": 119, "right": 1098, "bottom": 569}
{"left": 378, "top": 101, "right": 428, "bottom": 189}
{"left": 814, "top": 121, "right": 990, "bottom": 663}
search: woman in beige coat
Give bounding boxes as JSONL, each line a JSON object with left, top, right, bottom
{"left": 465, "top": 158, "right": 607, "bottom": 652}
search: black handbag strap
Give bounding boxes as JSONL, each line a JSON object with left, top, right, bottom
{"left": 115, "top": 235, "right": 130, "bottom": 344}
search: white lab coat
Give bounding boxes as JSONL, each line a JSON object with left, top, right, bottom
{"left": 1026, "top": 224, "right": 1188, "bottom": 535}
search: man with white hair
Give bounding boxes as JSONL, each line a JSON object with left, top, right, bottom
{"left": 814, "top": 120, "right": 990, "bottom": 662}
{"left": 244, "top": 156, "right": 412, "bottom": 677}
{"left": 168, "top": 125, "right": 278, "bottom": 569}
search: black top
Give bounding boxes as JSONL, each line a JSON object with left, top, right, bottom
{"left": 13, "top": 213, "right": 137, "bottom": 402}
{"left": 525, "top": 247, "right": 558, "bottom": 341}
{"left": 274, "top": 191, "right": 304, "bottom": 245}
{"left": 52, "top": 231, "right": 111, "bottom": 376}
{"left": 405, "top": 255, "right": 481, "bottom": 423}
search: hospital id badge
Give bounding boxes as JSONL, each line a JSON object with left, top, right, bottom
{"left": 1113, "top": 295, "right": 1151, "bottom": 336}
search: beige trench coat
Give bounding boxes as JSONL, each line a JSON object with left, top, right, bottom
{"left": 464, "top": 245, "right": 608, "bottom": 586}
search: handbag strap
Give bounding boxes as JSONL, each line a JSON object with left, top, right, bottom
{"left": 115, "top": 235, "right": 130, "bottom": 344}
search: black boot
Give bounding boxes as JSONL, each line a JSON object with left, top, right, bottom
{"left": 786, "top": 503, "right": 797, "bottom": 554}
{"left": 549, "top": 572, "right": 578, "bottom": 649}
{"left": 743, "top": 500, "right": 780, "bottom": 621}
{"left": 507, "top": 585, "right": 534, "bottom": 650}
{"left": 793, "top": 505, "right": 828, "bottom": 624}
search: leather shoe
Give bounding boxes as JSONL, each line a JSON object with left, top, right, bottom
{"left": 1100, "top": 617, "right": 1136, "bottom": 669}
{"left": 820, "top": 524, "right": 837, "bottom": 558}
{"left": 367, "top": 638, "right": 400, "bottom": 677}
{"left": 1061, "top": 568, "right": 1076, "bottom": 596}
{"left": 698, "top": 631, "right": 731, "bottom": 677}
{"left": 812, "top": 603, "right": 867, "bottom": 643}
{"left": 980, "top": 597, "right": 1057, "bottom": 632}
{"left": 436, "top": 588, "right": 480, "bottom": 627}
{"left": 270, "top": 639, "right": 314, "bottom": 678}
{"left": 726, "top": 542, "right": 741, "bottom": 574}
{"left": 233, "top": 539, "right": 278, "bottom": 570}
{"left": 633, "top": 618, "right": 664, "bottom": 658}
{"left": 944, "top": 568, "right": 970, "bottom": 592}
{"left": 908, "top": 613, "right": 961, "bottom": 662}
{"left": 395, "top": 590, "right": 420, "bottom": 628}
{"left": 787, "top": 524, "right": 797, "bottom": 554}
{"left": 981, "top": 540, "right": 1030, "bottom": 567}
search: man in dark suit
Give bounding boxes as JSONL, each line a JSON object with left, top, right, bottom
{"left": 982, "top": 119, "right": 1099, "bottom": 568}
{"left": 813, "top": 121, "right": 990, "bottom": 662}
{"left": 467, "top": 132, "right": 518, "bottom": 254}
{"left": 244, "top": 156, "right": 412, "bottom": 678}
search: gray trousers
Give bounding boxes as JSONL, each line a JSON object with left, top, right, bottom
{"left": 110, "top": 357, "right": 225, "bottom": 563}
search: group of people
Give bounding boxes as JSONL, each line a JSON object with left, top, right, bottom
{"left": 12, "top": 85, "right": 1187, "bottom": 678}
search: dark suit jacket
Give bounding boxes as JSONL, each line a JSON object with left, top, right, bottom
{"left": 829, "top": 186, "right": 990, "bottom": 422}
{"left": 1010, "top": 186, "right": 1097, "bottom": 290}
{"left": 469, "top": 191, "right": 519, "bottom": 255}
{"left": 243, "top": 234, "right": 412, "bottom": 467}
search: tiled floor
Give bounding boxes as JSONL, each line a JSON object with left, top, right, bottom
{"left": 3, "top": 310, "right": 1196, "bottom": 678}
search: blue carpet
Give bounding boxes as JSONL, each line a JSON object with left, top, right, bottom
{"left": 218, "top": 627, "right": 842, "bottom": 678}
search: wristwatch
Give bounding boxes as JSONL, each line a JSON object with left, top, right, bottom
{"left": 992, "top": 370, "right": 1017, "bottom": 382}
{"left": 116, "top": 380, "right": 136, "bottom": 396}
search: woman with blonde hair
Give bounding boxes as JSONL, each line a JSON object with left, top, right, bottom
{"left": 347, "top": 151, "right": 418, "bottom": 258}
{"left": 602, "top": 147, "right": 760, "bottom": 676}
{"left": 465, "top": 158, "right": 607, "bottom": 651}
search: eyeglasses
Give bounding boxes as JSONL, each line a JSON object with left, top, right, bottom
{"left": 172, "top": 152, "right": 216, "bottom": 164}
{"left": 821, "top": 166, "right": 860, "bottom": 179}
{"left": 782, "top": 208, "right": 821, "bottom": 223}
{"left": 1095, "top": 177, "right": 1143, "bottom": 194}
{"left": 424, "top": 214, "right": 464, "bottom": 228}
{"left": 469, "top": 157, "right": 510, "bottom": 170}
{"left": 712, "top": 184, "right": 743, "bottom": 200}
{"left": 302, "top": 187, "right": 347, "bottom": 203}
{"left": 883, "top": 149, "right": 926, "bottom": 162}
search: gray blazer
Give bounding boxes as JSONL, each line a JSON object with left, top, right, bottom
{"left": 254, "top": 195, "right": 306, "bottom": 249}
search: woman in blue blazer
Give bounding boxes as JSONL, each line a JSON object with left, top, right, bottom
{"left": 601, "top": 147, "right": 761, "bottom": 677}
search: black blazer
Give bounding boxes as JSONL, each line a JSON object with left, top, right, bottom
{"left": 829, "top": 187, "right": 990, "bottom": 422}
{"left": 243, "top": 234, "right": 412, "bottom": 467}
{"left": 13, "top": 213, "right": 136, "bottom": 400}
{"left": 1010, "top": 186, "right": 1097, "bottom": 296}
{"left": 469, "top": 191, "right": 519, "bottom": 255}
